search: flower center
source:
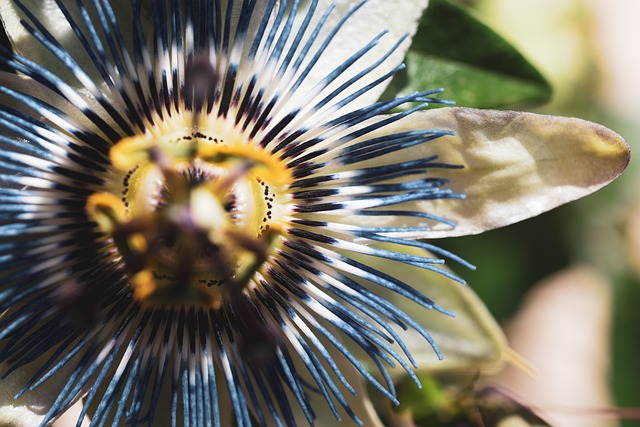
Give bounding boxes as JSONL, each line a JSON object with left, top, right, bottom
{"left": 86, "top": 115, "right": 292, "bottom": 308}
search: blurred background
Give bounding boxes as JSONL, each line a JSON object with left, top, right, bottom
{"left": 439, "top": 1, "right": 640, "bottom": 426}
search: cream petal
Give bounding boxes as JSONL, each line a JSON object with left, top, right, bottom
{"left": 0, "top": 72, "right": 74, "bottom": 115}
{"left": 0, "top": 1, "right": 278, "bottom": 103}
{"left": 0, "top": 0, "right": 70, "bottom": 55}
{"left": 0, "top": 72, "right": 120, "bottom": 140}
{"left": 394, "top": 270, "right": 508, "bottom": 373}
{"left": 0, "top": 311, "right": 89, "bottom": 426}
{"left": 0, "top": 0, "right": 140, "bottom": 86}
{"left": 350, "top": 244, "right": 508, "bottom": 374}
{"left": 0, "top": 366, "right": 47, "bottom": 427}
{"left": 1, "top": 1, "right": 426, "bottom": 113}
{"left": 0, "top": 358, "right": 84, "bottom": 427}
{"left": 287, "top": 0, "right": 428, "bottom": 111}
{"left": 352, "top": 107, "right": 629, "bottom": 238}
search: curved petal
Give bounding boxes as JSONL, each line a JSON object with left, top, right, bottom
{"left": 1, "top": 1, "right": 427, "bottom": 112}
{"left": 400, "top": 270, "right": 508, "bottom": 373}
{"left": 0, "top": 71, "right": 120, "bottom": 142}
{"left": 355, "top": 107, "right": 629, "bottom": 238}
{"left": 0, "top": 360, "right": 82, "bottom": 427}
{"left": 0, "top": 365, "right": 47, "bottom": 427}
{"left": 0, "top": 0, "right": 139, "bottom": 86}
{"left": 351, "top": 244, "right": 509, "bottom": 374}
{"left": 0, "top": 0, "right": 73, "bottom": 55}
{"left": 290, "top": 0, "right": 429, "bottom": 110}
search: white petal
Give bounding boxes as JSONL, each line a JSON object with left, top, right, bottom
{"left": 352, "top": 245, "right": 509, "bottom": 374}
{"left": 0, "top": 359, "right": 83, "bottom": 427}
{"left": 0, "top": 313, "right": 89, "bottom": 424}
{"left": 0, "top": 0, "right": 139, "bottom": 86}
{"left": 0, "top": 0, "right": 67, "bottom": 55}
{"left": 0, "top": 72, "right": 119, "bottom": 140}
{"left": 0, "top": 365, "right": 47, "bottom": 427}
{"left": 289, "top": 0, "right": 429, "bottom": 110}
{"left": 356, "top": 107, "right": 629, "bottom": 238}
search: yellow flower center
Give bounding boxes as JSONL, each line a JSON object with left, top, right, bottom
{"left": 86, "top": 114, "right": 293, "bottom": 308}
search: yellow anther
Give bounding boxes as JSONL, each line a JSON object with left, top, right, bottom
{"left": 86, "top": 192, "right": 128, "bottom": 234}
{"left": 131, "top": 269, "right": 157, "bottom": 302}
{"left": 197, "top": 143, "right": 292, "bottom": 186}
{"left": 110, "top": 135, "right": 155, "bottom": 171}
{"left": 110, "top": 134, "right": 195, "bottom": 172}
{"left": 128, "top": 233, "right": 148, "bottom": 254}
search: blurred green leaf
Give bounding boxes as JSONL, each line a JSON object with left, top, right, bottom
{"left": 383, "top": 0, "right": 552, "bottom": 109}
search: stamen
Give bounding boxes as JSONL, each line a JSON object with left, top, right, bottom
{"left": 87, "top": 114, "right": 292, "bottom": 308}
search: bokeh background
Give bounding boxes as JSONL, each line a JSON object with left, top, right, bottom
{"left": 440, "top": 1, "right": 640, "bottom": 426}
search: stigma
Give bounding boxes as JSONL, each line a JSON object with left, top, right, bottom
{"left": 86, "top": 113, "right": 293, "bottom": 308}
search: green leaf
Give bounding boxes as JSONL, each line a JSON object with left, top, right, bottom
{"left": 383, "top": 0, "right": 552, "bottom": 109}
